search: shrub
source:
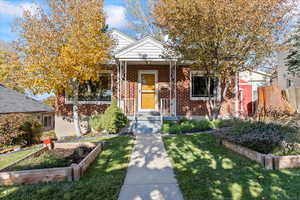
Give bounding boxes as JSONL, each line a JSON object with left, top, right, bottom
{"left": 89, "top": 98, "right": 128, "bottom": 134}
{"left": 162, "top": 119, "right": 220, "bottom": 134}
{"left": 20, "top": 120, "right": 43, "bottom": 145}
{"left": 169, "top": 123, "right": 182, "bottom": 134}
{"left": 0, "top": 116, "right": 26, "bottom": 146}
{"left": 0, "top": 115, "right": 42, "bottom": 146}
{"left": 89, "top": 114, "right": 105, "bottom": 132}
{"left": 194, "top": 120, "right": 213, "bottom": 131}
{"left": 161, "top": 123, "right": 171, "bottom": 134}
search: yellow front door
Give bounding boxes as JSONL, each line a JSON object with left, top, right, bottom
{"left": 141, "top": 73, "right": 156, "bottom": 110}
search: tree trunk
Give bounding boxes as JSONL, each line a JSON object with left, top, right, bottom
{"left": 207, "top": 77, "right": 229, "bottom": 121}
{"left": 72, "top": 80, "right": 82, "bottom": 137}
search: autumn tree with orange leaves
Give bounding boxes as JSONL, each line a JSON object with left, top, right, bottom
{"left": 153, "top": 0, "right": 296, "bottom": 119}
{"left": 14, "top": 0, "right": 113, "bottom": 136}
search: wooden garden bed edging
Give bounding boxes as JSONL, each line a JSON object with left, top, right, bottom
{"left": 0, "top": 142, "right": 103, "bottom": 186}
{"left": 218, "top": 139, "right": 300, "bottom": 170}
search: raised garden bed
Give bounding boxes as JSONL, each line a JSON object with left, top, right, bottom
{"left": 0, "top": 142, "right": 104, "bottom": 185}
{"left": 218, "top": 138, "right": 300, "bottom": 169}
{"left": 215, "top": 119, "right": 300, "bottom": 170}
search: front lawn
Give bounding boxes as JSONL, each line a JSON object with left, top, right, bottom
{"left": 164, "top": 134, "right": 300, "bottom": 200}
{"left": 0, "top": 136, "right": 134, "bottom": 200}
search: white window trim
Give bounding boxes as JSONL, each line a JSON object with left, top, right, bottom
{"left": 65, "top": 71, "right": 113, "bottom": 105}
{"left": 190, "top": 71, "right": 217, "bottom": 101}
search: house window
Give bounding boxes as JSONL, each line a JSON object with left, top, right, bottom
{"left": 68, "top": 73, "right": 112, "bottom": 102}
{"left": 191, "top": 72, "right": 217, "bottom": 99}
{"left": 43, "top": 115, "right": 53, "bottom": 129}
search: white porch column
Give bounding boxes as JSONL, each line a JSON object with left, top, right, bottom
{"left": 174, "top": 61, "right": 177, "bottom": 117}
{"left": 169, "top": 61, "right": 177, "bottom": 117}
{"left": 117, "top": 61, "right": 120, "bottom": 108}
{"left": 125, "top": 61, "right": 128, "bottom": 114}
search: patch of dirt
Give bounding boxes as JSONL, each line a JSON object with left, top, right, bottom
{"left": 49, "top": 146, "right": 93, "bottom": 164}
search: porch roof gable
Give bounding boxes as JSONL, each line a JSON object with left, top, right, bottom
{"left": 111, "top": 29, "right": 137, "bottom": 52}
{"left": 114, "top": 36, "right": 176, "bottom": 61}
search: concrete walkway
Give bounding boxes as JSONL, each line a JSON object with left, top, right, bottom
{"left": 118, "top": 134, "right": 184, "bottom": 200}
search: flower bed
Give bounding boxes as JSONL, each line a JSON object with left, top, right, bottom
{"left": 0, "top": 142, "right": 103, "bottom": 185}
{"left": 215, "top": 119, "right": 300, "bottom": 169}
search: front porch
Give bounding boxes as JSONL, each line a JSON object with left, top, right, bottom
{"left": 116, "top": 62, "right": 178, "bottom": 120}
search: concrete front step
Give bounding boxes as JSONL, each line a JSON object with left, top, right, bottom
{"left": 132, "top": 120, "right": 162, "bottom": 134}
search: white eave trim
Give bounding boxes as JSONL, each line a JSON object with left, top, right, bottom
{"left": 115, "top": 36, "right": 165, "bottom": 58}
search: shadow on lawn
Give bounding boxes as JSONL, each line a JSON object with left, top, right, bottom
{"left": 0, "top": 136, "right": 134, "bottom": 200}
{"left": 164, "top": 134, "right": 300, "bottom": 200}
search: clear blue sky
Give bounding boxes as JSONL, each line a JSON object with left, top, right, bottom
{"left": 0, "top": 0, "right": 131, "bottom": 42}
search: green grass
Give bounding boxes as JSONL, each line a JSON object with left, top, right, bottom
{"left": 0, "top": 136, "right": 134, "bottom": 200}
{"left": 0, "top": 147, "right": 41, "bottom": 169}
{"left": 164, "top": 134, "right": 300, "bottom": 200}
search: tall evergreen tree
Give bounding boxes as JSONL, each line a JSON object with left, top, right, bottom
{"left": 286, "top": 19, "right": 300, "bottom": 76}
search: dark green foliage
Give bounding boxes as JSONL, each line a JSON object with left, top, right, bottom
{"left": 89, "top": 98, "right": 128, "bottom": 134}
{"left": 20, "top": 120, "right": 43, "bottom": 145}
{"left": 286, "top": 19, "right": 300, "bottom": 76}
{"left": 162, "top": 119, "right": 222, "bottom": 134}
{"left": 221, "top": 120, "right": 300, "bottom": 155}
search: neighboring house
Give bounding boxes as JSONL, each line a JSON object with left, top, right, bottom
{"left": 238, "top": 71, "right": 270, "bottom": 116}
{"left": 0, "top": 85, "right": 55, "bottom": 131}
{"left": 56, "top": 30, "right": 261, "bottom": 135}
{"left": 272, "top": 51, "right": 300, "bottom": 89}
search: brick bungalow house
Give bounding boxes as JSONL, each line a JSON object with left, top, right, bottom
{"left": 0, "top": 85, "right": 55, "bottom": 131}
{"left": 56, "top": 30, "right": 257, "bottom": 135}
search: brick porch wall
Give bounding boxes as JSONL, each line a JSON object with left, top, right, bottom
{"left": 176, "top": 66, "right": 235, "bottom": 117}
{"left": 125, "top": 64, "right": 171, "bottom": 104}
{"left": 56, "top": 65, "right": 235, "bottom": 117}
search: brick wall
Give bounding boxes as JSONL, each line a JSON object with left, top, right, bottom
{"left": 176, "top": 66, "right": 235, "bottom": 117}
{"left": 56, "top": 66, "right": 118, "bottom": 117}
{"left": 56, "top": 64, "right": 236, "bottom": 117}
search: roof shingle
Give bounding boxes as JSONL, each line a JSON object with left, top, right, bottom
{"left": 0, "top": 86, "right": 54, "bottom": 114}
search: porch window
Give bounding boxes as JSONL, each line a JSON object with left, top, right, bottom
{"left": 67, "top": 72, "right": 112, "bottom": 103}
{"left": 77, "top": 73, "right": 112, "bottom": 102}
{"left": 191, "top": 72, "right": 217, "bottom": 99}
